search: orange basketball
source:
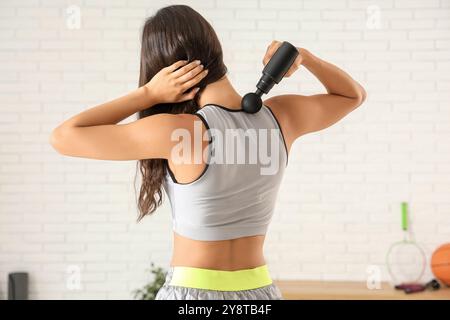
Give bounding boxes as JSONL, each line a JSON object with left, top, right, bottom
{"left": 431, "top": 243, "right": 450, "bottom": 286}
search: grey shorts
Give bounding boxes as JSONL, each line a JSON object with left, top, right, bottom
{"left": 155, "top": 266, "right": 284, "bottom": 300}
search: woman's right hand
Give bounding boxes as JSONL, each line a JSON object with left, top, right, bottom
{"left": 143, "top": 60, "right": 208, "bottom": 106}
{"left": 262, "top": 40, "right": 303, "bottom": 78}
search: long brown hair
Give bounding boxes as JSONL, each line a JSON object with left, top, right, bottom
{"left": 135, "top": 5, "right": 228, "bottom": 221}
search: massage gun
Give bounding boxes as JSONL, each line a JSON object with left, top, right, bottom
{"left": 241, "top": 41, "right": 299, "bottom": 114}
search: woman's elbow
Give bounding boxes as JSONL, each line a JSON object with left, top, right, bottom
{"left": 50, "top": 126, "right": 71, "bottom": 155}
{"left": 356, "top": 84, "right": 367, "bottom": 107}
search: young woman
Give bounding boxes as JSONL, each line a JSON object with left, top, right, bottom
{"left": 50, "top": 5, "right": 366, "bottom": 300}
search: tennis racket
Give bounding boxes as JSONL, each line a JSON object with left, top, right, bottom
{"left": 385, "top": 202, "right": 426, "bottom": 286}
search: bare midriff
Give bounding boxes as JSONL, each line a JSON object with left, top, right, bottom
{"left": 170, "top": 232, "right": 266, "bottom": 271}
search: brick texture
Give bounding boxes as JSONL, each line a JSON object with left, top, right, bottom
{"left": 0, "top": 0, "right": 449, "bottom": 299}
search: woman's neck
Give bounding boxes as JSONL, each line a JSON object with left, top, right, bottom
{"left": 197, "top": 75, "right": 243, "bottom": 110}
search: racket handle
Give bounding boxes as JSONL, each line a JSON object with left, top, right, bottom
{"left": 401, "top": 202, "right": 408, "bottom": 231}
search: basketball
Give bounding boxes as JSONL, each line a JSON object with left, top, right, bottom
{"left": 431, "top": 243, "right": 450, "bottom": 286}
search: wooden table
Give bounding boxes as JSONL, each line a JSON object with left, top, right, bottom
{"left": 273, "top": 280, "right": 450, "bottom": 300}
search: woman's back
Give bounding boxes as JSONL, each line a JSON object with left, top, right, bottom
{"left": 166, "top": 103, "right": 287, "bottom": 270}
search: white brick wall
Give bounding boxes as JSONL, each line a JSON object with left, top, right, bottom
{"left": 1, "top": 0, "right": 449, "bottom": 299}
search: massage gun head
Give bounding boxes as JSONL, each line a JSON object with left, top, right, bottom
{"left": 241, "top": 90, "right": 263, "bottom": 114}
{"left": 241, "top": 41, "right": 299, "bottom": 114}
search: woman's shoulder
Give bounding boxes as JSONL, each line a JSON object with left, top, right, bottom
{"left": 263, "top": 95, "right": 300, "bottom": 153}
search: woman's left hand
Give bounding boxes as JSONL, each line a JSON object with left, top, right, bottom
{"left": 144, "top": 59, "right": 208, "bottom": 105}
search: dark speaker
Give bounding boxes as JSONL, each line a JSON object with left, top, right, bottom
{"left": 8, "top": 272, "right": 28, "bottom": 300}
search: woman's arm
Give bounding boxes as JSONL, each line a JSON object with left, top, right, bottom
{"left": 50, "top": 60, "right": 208, "bottom": 160}
{"left": 263, "top": 41, "right": 366, "bottom": 151}
{"left": 300, "top": 47, "right": 366, "bottom": 102}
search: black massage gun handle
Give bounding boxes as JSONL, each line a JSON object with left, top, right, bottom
{"left": 257, "top": 41, "right": 299, "bottom": 94}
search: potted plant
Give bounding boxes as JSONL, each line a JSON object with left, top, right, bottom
{"left": 133, "top": 263, "right": 167, "bottom": 300}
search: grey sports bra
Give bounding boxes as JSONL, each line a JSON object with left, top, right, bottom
{"left": 162, "top": 104, "right": 288, "bottom": 241}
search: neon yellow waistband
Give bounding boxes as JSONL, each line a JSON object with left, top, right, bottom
{"left": 169, "top": 264, "right": 273, "bottom": 291}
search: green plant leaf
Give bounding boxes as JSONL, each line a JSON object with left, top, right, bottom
{"left": 133, "top": 262, "right": 167, "bottom": 300}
